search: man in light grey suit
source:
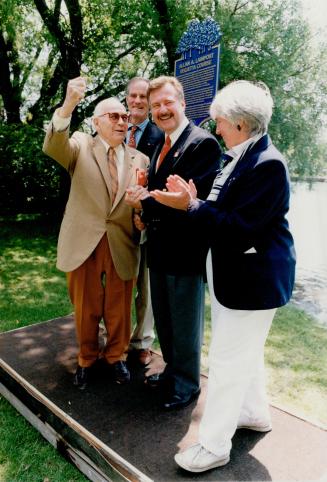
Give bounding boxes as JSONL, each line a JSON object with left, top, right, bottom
{"left": 43, "top": 77, "right": 149, "bottom": 389}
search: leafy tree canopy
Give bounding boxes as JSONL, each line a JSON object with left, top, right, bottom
{"left": 0, "top": 0, "right": 326, "bottom": 214}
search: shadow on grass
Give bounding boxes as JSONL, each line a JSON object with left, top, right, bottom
{"left": 0, "top": 219, "right": 72, "bottom": 332}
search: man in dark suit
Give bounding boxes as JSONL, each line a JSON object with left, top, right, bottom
{"left": 125, "top": 77, "right": 164, "bottom": 366}
{"left": 126, "top": 76, "right": 221, "bottom": 410}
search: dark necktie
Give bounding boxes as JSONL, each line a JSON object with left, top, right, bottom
{"left": 128, "top": 126, "right": 138, "bottom": 148}
{"left": 221, "top": 152, "right": 233, "bottom": 167}
{"left": 157, "top": 135, "right": 171, "bottom": 170}
{"left": 108, "top": 147, "right": 118, "bottom": 202}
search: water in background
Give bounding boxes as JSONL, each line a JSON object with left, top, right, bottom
{"left": 288, "top": 181, "right": 327, "bottom": 327}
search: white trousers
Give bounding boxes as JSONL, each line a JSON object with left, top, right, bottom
{"left": 129, "top": 243, "right": 155, "bottom": 350}
{"left": 200, "top": 251, "right": 276, "bottom": 456}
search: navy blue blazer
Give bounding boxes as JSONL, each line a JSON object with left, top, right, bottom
{"left": 189, "top": 134, "right": 296, "bottom": 310}
{"left": 136, "top": 121, "right": 164, "bottom": 160}
{"left": 142, "top": 122, "right": 222, "bottom": 275}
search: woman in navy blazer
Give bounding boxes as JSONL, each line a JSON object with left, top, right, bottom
{"left": 151, "top": 80, "right": 296, "bottom": 472}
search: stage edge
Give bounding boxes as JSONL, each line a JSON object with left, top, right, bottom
{"left": 0, "top": 358, "right": 153, "bottom": 482}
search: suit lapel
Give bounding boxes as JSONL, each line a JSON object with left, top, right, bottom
{"left": 113, "top": 144, "right": 134, "bottom": 209}
{"left": 93, "top": 136, "right": 113, "bottom": 197}
{"left": 93, "top": 137, "right": 134, "bottom": 210}
{"left": 217, "top": 134, "right": 271, "bottom": 202}
{"left": 137, "top": 123, "right": 152, "bottom": 153}
{"left": 164, "top": 122, "right": 193, "bottom": 167}
{"left": 148, "top": 139, "right": 164, "bottom": 178}
{"left": 149, "top": 122, "right": 194, "bottom": 179}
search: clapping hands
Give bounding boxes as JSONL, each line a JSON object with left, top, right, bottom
{"left": 150, "top": 175, "right": 197, "bottom": 210}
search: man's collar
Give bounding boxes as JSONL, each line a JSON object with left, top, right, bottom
{"left": 168, "top": 116, "right": 189, "bottom": 145}
{"left": 98, "top": 136, "right": 123, "bottom": 154}
{"left": 128, "top": 118, "right": 149, "bottom": 131}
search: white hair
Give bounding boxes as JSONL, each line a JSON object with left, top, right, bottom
{"left": 93, "top": 97, "right": 124, "bottom": 117}
{"left": 210, "top": 80, "right": 274, "bottom": 135}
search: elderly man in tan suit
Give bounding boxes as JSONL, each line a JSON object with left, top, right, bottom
{"left": 43, "top": 77, "right": 149, "bottom": 389}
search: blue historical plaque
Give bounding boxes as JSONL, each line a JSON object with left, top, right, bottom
{"left": 175, "top": 18, "right": 222, "bottom": 126}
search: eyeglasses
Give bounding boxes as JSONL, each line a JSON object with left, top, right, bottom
{"left": 98, "top": 112, "right": 129, "bottom": 123}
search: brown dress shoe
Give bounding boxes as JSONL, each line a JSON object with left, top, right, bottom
{"left": 138, "top": 349, "right": 152, "bottom": 366}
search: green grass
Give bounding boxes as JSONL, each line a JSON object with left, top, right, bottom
{"left": 0, "top": 398, "right": 86, "bottom": 482}
{"left": 266, "top": 306, "right": 327, "bottom": 425}
{"left": 0, "top": 220, "right": 72, "bottom": 332}
{"left": 1, "top": 219, "right": 327, "bottom": 480}
{"left": 0, "top": 219, "right": 86, "bottom": 482}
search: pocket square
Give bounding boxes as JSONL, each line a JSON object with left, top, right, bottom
{"left": 244, "top": 247, "right": 257, "bottom": 254}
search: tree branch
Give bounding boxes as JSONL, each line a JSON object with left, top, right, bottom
{"left": 150, "top": 0, "right": 176, "bottom": 73}
{"left": 0, "top": 27, "right": 21, "bottom": 123}
{"left": 230, "top": 0, "right": 251, "bottom": 16}
{"left": 20, "top": 45, "right": 42, "bottom": 92}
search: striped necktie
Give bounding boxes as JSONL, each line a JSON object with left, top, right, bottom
{"left": 207, "top": 153, "right": 237, "bottom": 202}
{"left": 108, "top": 147, "right": 119, "bottom": 202}
{"left": 128, "top": 126, "right": 138, "bottom": 148}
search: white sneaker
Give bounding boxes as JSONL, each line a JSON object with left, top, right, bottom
{"left": 237, "top": 416, "right": 272, "bottom": 432}
{"left": 174, "top": 443, "right": 230, "bottom": 473}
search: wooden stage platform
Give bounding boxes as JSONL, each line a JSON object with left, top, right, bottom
{"left": 0, "top": 315, "right": 326, "bottom": 481}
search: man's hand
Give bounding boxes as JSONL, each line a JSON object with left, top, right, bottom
{"left": 133, "top": 211, "right": 146, "bottom": 231}
{"left": 125, "top": 185, "right": 150, "bottom": 209}
{"left": 58, "top": 77, "right": 87, "bottom": 118}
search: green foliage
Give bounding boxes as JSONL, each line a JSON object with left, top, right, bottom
{"left": 212, "top": 0, "right": 327, "bottom": 175}
{"left": 0, "top": 0, "right": 327, "bottom": 215}
{"left": 0, "top": 122, "right": 67, "bottom": 216}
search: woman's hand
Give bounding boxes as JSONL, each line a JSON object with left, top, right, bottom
{"left": 150, "top": 175, "right": 197, "bottom": 210}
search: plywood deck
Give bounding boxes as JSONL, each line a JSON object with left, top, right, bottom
{"left": 0, "top": 315, "right": 326, "bottom": 481}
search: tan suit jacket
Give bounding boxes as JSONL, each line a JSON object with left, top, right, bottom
{"left": 43, "top": 115, "right": 149, "bottom": 279}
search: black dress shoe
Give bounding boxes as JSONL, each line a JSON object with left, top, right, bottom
{"left": 73, "top": 365, "right": 90, "bottom": 390}
{"left": 144, "top": 372, "right": 166, "bottom": 388}
{"left": 110, "top": 360, "right": 130, "bottom": 384}
{"left": 163, "top": 389, "right": 201, "bottom": 410}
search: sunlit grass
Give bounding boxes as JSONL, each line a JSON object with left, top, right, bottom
{"left": 265, "top": 306, "right": 327, "bottom": 425}
{"left": 0, "top": 220, "right": 72, "bottom": 333}
{"left": 0, "top": 219, "right": 82, "bottom": 481}
{"left": 0, "top": 397, "right": 87, "bottom": 482}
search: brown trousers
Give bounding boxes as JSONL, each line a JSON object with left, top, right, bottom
{"left": 67, "top": 234, "right": 133, "bottom": 367}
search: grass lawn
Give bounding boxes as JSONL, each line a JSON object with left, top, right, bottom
{"left": 1, "top": 218, "right": 327, "bottom": 481}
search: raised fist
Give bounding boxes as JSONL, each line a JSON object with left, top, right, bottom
{"left": 59, "top": 76, "right": 87, "bottom": 118}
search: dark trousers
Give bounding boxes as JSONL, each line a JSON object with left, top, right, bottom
{"left": 150, "top": 270, "right": 204, "bottom": 396}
